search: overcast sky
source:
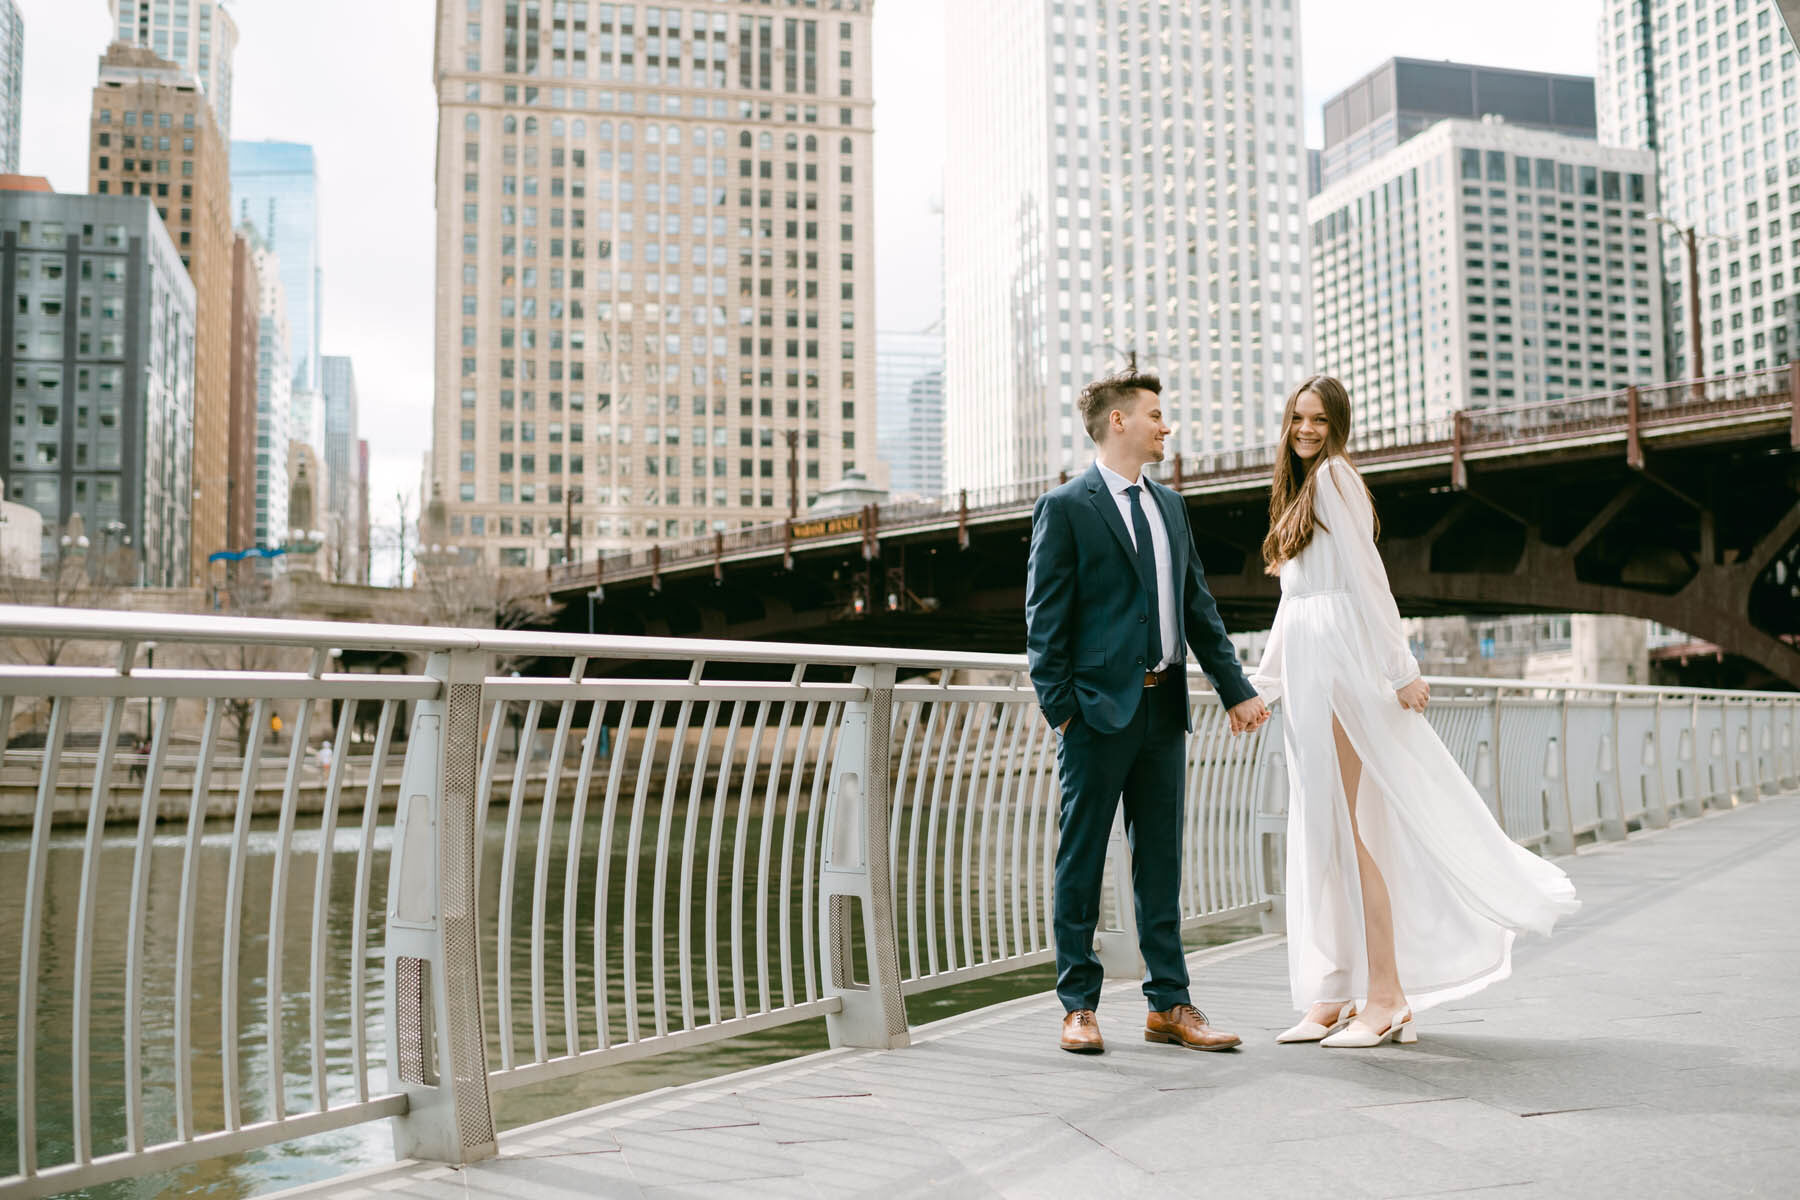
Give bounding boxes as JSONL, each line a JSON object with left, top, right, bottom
{"left": 17, "top": 0, "right": 1600, "bottom": 584}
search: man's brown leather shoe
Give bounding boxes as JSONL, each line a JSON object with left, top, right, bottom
{"left": 1060, "top": 1009, "right": 1104, "bottom": 1054}
{"left": 1145, "top": 1003, "right": 1241, "bottom": 1051}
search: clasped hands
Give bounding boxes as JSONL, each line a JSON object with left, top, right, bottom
{"left": 1226, "top": 696, "right": 1269, "bottom": 735}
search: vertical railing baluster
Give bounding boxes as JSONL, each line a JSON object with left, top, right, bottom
{"left": 174, "top": 698, "right": 222, "bottom": 1139}
{"left": 532, "top": 663, "right": 585, "bottom": 1063}
{"left": 704, "top": 701, "right": 745, "bottom": 1024}
{"left": 622, "top": 698, "right": 666, "bottom": 1041}
{"left": 124, "top": 695, "right": 176, "bottom": 1152}
{"left": 922, "top": 700, "right": 958, "bottom": 977}
{"left": 650, "top": 669, "right": 700, "bottom": 1037}
{"left": 221, "top": 697, "right": 270, "bottom": 1132}
{"left": 350, "top": 698, "right": 398, "bottom": 1102}
{"left": 496, "top": 698, "right": 543, "bottom": 1069}
{"left": 776, "top": 696, "right": 817, "bottom": 1010}
{"left": 905, "top": 700, "right": 943, "bottom": 980}
{"left": 308, "top": 702, "right": 357, "bottom": 1112}
{"left": 800, "top": 701, "right": 843, "bottom": 1003}
{"left": 72, "top": 687, "right": 129, "bottom": 1163}
{"left": 266, "top": 649, "right": 325, "bottom": 1124}
{"left": 944, "top": 700, "right": 980, "bottom": 971}
{"left": 754, "top": 696, "right": 796, "bottom": 1014}
{"left": 562, "top": 695, "right": 606, "bottom": 1056}
{"left": 677, "top": 699, "right": 721, "bottom": 1030}
{"left": 593, "top": 700, "right": 637, "bottom": 1049}
{"left": 729, "top": 701, "right": 771, "bottom": 1019}
{"left": 974, "top": 698, "right": 1015, "bottom": 965}
{"left": 16, "top": 694, "right": 69, "bottom": 1178}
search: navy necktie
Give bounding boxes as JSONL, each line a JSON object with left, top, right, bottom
{"left": 1126, "top": 485, "right": 1163, "bottom": 668}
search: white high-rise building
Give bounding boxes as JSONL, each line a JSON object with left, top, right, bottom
{"left": 1309, "top": 118, "right": 1665, "bottom": 433}
{"left": 107, "top": 1, "right": 237, "bottom": 140}
{"left": 1596, "top": 0, "right": 1798, "bottom": 376}
{"left": 943, "top": 0, "right": 1310, "bottom": 491}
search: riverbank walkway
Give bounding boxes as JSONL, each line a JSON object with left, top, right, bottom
{"left": 279, "top": 792, "right": 1800, "bottom": 1200}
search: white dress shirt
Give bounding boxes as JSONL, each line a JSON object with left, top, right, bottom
{"left": 1095, "top": 460, "right": 1180, "bottom": 672}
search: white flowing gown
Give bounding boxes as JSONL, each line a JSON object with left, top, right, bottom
{"left": 1251, "top": 455, "right": 1579, "bottom": 1013}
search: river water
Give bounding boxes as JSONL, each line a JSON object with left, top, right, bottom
{"left": 0, "top": 815, "right": 1257, "bottom": 1198}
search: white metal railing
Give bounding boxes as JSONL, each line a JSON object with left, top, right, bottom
{"left": 0, "top": 605, "right": 1795, "bottom": 1197}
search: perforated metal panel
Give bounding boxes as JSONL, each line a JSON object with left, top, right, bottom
{"left": 397, "top": 956, "right": 429, "bottom": 1085}
{"left": 440, "top": 680, "right": 496, "bottom": 1150}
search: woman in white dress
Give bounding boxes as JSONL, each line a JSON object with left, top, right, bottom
{"left": 1250, "top": 376, "right": 1579, "bottom": 1048}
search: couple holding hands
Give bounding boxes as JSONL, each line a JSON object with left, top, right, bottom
{"left": 1025, "top": 370, "right": 1578, "bottom": 1055}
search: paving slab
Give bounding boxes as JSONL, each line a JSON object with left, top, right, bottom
{"left": 269, "top": 791, "right": 1800, "bottom": 1200}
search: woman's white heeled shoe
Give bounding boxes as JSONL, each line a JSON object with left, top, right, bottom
{"left": 1320, "top": 1007, "right": 1416, "bottom": 1048}
{"left": 1275, "top": 1001, "right": 1359, "bottom": 1044}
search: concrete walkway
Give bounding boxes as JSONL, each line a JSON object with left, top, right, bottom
{"left": 279, "top": 793, "right": 1800, "bottom": 1200}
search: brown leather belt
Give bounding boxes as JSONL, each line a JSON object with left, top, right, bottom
{"left": 1143, "top": 667, "right": 1174, "bottom": 688}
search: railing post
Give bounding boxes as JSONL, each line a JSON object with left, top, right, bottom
{"left": 1252, "top": 716, "right": 1288, "bottom": 935}
{"left": 384, "top": 648, "right": 498, "bottom": 1164}
{"left": 819, "top": 663, "right": 909, "bottom": 1050}
{"left": 1545, "top": 692, "right": 1576, "bottom": 855}
{"left": 1601, "top": 691, "right": 1628, "bottom": 842}
{"left": 1648, "top": 691, "right": 1672, "bottom": 828}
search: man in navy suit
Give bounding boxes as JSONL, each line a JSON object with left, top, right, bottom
{"left": 1026, "top": 369, "right": 1268, "bottom": 1054}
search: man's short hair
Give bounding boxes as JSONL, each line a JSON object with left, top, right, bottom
{"left": 1077, "top": 369, "right": 1162, "bottom": 443}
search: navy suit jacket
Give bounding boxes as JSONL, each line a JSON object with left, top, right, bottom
{"left": 1025, "top": 463, "right": 1257, "bottom": 735}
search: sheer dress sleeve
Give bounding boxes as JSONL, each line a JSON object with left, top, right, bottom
{"left": 1316, "top": 456, "right": 1421, "bottom": 690}
{"left": 1248, "top": 603, "right": 1286, "bottom": 708}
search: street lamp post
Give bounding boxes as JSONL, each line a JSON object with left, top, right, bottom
{"left": 141, "top": 640, "right": 157, "bottom": 740}
{"left": 1651, "top": 214, "right": 1738, "bottom": 395}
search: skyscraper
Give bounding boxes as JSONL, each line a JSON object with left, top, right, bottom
{"left": 0, "top": 1, "right": 21, "bottom": 175}
{"left": 321, "top": 354, "right": 362, "bottom": 581}
{"left": 876, "top": 326, "right": 944, "bottom": 498}
{"left": 1596, "top": 0, "right": 1798, "bottom": 376}
{"left": 943, "top": 0, "right": 1310, "bottom": 492}
{"left": 431, "top": 0, "right": 877, "bottom": 568}
{"left": 1320, "top": 59, "right": 1596, "bottom": 189}
{"left": 89, "top": 41, "right": 232, "bottom": 584}
{"left": 0, "top": 183, "right": 196, "bottom": 587}
{"left": 249, "top": 233, "right": 290, "bottom": 553}
{"left": 230, "top": 140, "right": 322, "bottom": 390}
{"left": 107, "top": 0, "right": 237, "bottom": 140}
{"left": 226, "top": 221, "right": 262, "bottom": 555}
{"left": 1309, "top": 118, "right": 1664, "bottom": 434}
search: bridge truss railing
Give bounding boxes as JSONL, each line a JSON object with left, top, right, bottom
{"left": 0, "top": 606, "right": 1794, "bottom": 1196}
{"left": 546, "top": 364, "right": 1794, "bottom": 589}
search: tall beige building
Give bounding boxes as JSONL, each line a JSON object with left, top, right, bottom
{"left": 432, "top": 0, "right": 877, "bottom": 567}
{"left": 89, "top": 42, "right": 232, "bottom": 585}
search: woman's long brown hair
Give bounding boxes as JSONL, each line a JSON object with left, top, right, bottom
{"left": 1260, "top": 375, "right": 1377, "bottom": 575}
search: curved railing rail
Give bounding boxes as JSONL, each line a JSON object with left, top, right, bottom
{"left": 0, "top": 605, "right": 1794, "bottom": 1197}
{"left": 545, "top": 364, "right": 1795, "bottom": 588}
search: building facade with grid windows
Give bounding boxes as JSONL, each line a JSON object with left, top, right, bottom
{"left": 943, "top": 0, "right": 1312, "bottom": 491}
{"left": 0, "top": 187, "right": 195, "bottom": 586}
{"left": 1596, "top": 0, "right": 1799, "bottom": 376}
{"left": 431, "top": 0, "right": 877, "bottom": 569}
{"left": 88, "top": 41, "right": 233, "bottom": 585}
{"left": 1308, "top": 118, "right": 1665, "bottom": 438}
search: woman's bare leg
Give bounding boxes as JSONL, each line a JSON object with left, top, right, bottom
{"left": 1330, "top": 711, "right": 1407, "bottom": 1027}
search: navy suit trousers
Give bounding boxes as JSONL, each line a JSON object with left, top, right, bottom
{"left": 1052, "top": 677, "right": 1191, "bottom": 1013}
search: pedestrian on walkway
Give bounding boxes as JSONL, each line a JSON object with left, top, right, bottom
{"left": 1025, "top": 368, "right": 1267, "bottom": 1056}
{"left": 1252, "top": 376, "right": 1579, "bottom": 1049}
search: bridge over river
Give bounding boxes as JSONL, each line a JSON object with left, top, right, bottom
{"left": 0, "top": 608, "right": 1793, "bottom": 1198}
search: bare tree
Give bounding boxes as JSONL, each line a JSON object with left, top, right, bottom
{"left": 0, "top": 518, "right": 135, "bottom": 668}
